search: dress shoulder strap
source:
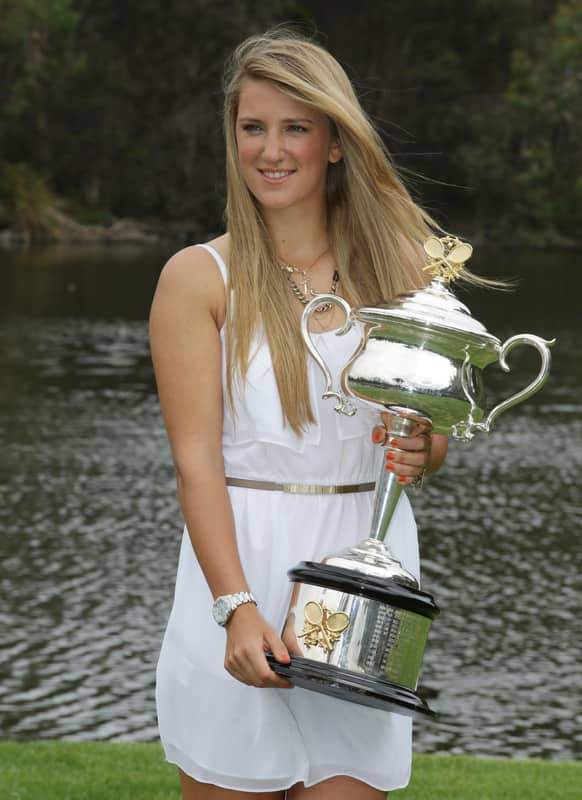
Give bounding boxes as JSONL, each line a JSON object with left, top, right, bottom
{"left": 196, "top": 243, "right": 228, "bottom": 287}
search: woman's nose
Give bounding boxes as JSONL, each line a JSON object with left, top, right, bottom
{"left": 261, "top": 130, "right": 284, "bottom": 162}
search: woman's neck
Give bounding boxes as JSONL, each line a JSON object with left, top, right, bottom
{"left": 262, "top": 201, "right": 329, "bottom": 266}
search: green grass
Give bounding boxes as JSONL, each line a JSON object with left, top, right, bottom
{"left": 0, "top": 742, "right": 579, "bottom": 799}
{"left": 398, "top": 754, "right": 580, "bottom": 799}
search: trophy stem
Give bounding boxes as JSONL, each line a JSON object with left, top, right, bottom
{"left": 369, "top": 465, "right": 403, "bottom": 542}
{"left": 368, "top": 411, "right": 432, "bottom": 543}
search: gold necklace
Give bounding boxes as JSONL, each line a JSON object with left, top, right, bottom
{"left": 281, "top": 266, "right": 340, "bottom": 313}
{"left": 279, "top": 247, "right": 339, "bottom": 313}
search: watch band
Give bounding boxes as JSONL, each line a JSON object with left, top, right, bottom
{"left": 212, "top": 591, "right": 257, "bottom": 627}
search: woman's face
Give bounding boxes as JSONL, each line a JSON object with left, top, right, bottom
{"left": 235, "top": 78, "right": 341, "bottom": 214}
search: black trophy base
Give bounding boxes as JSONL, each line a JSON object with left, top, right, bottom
{"left": 266, "top": 653, "right": 436, "bottom": 719}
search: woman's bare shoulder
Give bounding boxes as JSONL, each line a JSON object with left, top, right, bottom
{"left": 206, "top": 232, "right": 230, "bottom": 265}
{"left": 161, "top": 239, "right": 226, "bottom": 278}
{"left": 153, "top": 240, "right": 228, "bottom": 321}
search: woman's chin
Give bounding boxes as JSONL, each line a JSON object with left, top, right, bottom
{"left": 253, "top": 190, "right": 322, "bottom": 215}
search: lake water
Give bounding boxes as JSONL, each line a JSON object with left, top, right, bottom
{"left": 0, "top": 244, "right": 580, "bottom": 760}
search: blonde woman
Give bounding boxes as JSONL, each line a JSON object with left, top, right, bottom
{"left": 151, "top": 29, "right": 448, "bottom": 800}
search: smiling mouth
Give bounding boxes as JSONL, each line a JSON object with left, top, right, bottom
{"left": 259, "top": 169, "right": 295, "bottom": 181}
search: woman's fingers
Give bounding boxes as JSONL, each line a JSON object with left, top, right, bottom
{"left": 281, "top": 616, "right": 303, "bottom": 657}
{"left": 228, "top": 652, "right": 291, "bottom": 689}
{"left": 371, "top": 427, "right": 431, "bottom": 482}
{"left": 224, "top": 608, "right": 292, "bottom": 689}
{"left": 262, "top": 628, "right": 294, "bottom": 687}
{"left": 372, "top": 417, "right": 444, "bottom": 485}
{"left": 389, "top": 433, "right": 431, "bottom": 452}
{"left": 225, "top": 642, "right": 291, "bottom": 688}
{"left": 371, "top": 423, "right": 388, "bottom": 446}
{"left": 379, "top": 410, "right": 396, "bottom": 429}
{"left": 384, "top": 435, "right": 430, "bottom": 482}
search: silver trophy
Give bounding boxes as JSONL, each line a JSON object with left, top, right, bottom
{"left": 267, "top": 236, "right": 554, "bottom": 718}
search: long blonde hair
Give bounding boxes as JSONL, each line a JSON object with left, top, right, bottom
{"left": 223, "top": 29, "right": 435, "bottom": 435}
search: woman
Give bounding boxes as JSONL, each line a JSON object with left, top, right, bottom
{"left": 151, "top": 29, "right": 448, "bottom": 799}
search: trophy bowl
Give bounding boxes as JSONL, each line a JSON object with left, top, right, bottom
{"left": 268, "top": 236, "right": 554, "bottom": 718}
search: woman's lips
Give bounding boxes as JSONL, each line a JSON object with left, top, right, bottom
{"left": 258, "top": 169, "right": 295, "bottom": 184}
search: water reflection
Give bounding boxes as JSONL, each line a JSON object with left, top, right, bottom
{"left": 0, "top": 246, "right": 580, "bottom": 758}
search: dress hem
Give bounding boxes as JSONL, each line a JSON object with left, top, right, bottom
{"left": 163, "top": 742, "right": 411, "bottom": 793}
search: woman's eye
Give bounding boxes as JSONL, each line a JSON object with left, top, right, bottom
{"left": 241, "top": 124, "right": 262, "bottom": 133}
{"left": 287, "top": 124, "right": 308, "bottom": 133}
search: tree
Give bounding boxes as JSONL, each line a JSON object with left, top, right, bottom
{"left": 505, "top": 0, "right": 582, "bottom": 239}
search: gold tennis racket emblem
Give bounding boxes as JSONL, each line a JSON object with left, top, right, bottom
{"left": 298, "top": 601, "right": 350, "bottom": 653}
{"left": 422, "top": 235, "right": 473, "bottom": 283}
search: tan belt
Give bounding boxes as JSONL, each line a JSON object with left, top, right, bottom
{"left": 225, "top": 477, "right": 375, "bottom": 495}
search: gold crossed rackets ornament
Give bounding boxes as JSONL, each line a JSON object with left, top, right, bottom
{"left": 298, "top": 601, "right": 350, "bottom": 654}
{"left": 422, "top": 235, "right": 473, "bottom": 283}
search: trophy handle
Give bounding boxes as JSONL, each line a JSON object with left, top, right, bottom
{"left": 301, "top": 294, "right": 358, "bottom": 416}
{"left": 453, "top": 334, "right": 555, "bottom": 440}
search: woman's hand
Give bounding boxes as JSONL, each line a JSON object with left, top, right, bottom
{"left": 224, "top": 603, "right": 293, "bottom": 689}
{"left": 281, "top": 612, "right": 303, "bottom": 659}
{"left": 371, "top": 411, "right": 448, "bottom": 485}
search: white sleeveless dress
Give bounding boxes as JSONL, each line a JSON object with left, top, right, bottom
{"left": 155, "top": 244, "right": 420, "bottom": 792}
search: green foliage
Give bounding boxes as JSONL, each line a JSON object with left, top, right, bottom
{"left": 1, "top": 0, "right": 295, "bottom": 230}
{"left": 504, "top": 0, "right": 582, "bottom": 238}
{"left": 0, "top": 161, "right": 58, "bottom": 234}
{"left": 303, "top": 0, "right": 562, "bottom": 239}
{"left": 0, "top": 0, "right": 579, "bottom": 243}
{"left": 0, "top": 0, "right": 79, "bottom": 126}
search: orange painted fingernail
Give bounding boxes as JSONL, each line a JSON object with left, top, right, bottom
{"left": 397, "top": 476, "right": 408, "bottom": 483}
{"left": 372, "top": 430, "right": 384, "bottom": 443}
{"left": 385, "top": 463, "right": 394, "bottom": 471}
{"left": 390, "top": 438, "right": 398, "bottom": 446}
{"left": 386, "top": 451, "right": 395, "bottom": 461}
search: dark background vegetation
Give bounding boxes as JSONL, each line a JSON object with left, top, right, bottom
{"left": 1, "top": 0, "right": 581, "bottom": 244}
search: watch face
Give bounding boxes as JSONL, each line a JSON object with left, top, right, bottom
{"left": 212, "top": 597, "right": 230, "bottom": 626}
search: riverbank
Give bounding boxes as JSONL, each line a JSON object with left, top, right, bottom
{"left": 0, "top": 202, "right": 579, "bottom": 250}
{"left": 0, "top": 742, "right": 579, "bottom": 799}
{"left": 0, "top": 208, "right": 196, "bottom": 247}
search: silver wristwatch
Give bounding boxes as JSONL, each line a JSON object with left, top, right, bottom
{"left": 212, "top": 591, "right": 257, "bottom": 627}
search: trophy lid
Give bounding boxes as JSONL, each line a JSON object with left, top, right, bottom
{"left": 357, "top": 236, "right": 500, "bottom": 345}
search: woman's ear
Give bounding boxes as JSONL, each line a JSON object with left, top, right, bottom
{"left": 328, "top": 139, "right": 342, "bottom": 164}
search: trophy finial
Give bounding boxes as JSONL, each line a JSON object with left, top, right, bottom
{"left": 423, "top": 235, "right": 473, "bottom": 283}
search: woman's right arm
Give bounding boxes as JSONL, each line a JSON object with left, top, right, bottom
{"left": 149, "top": 246, "right": 291, "bottom": 688}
